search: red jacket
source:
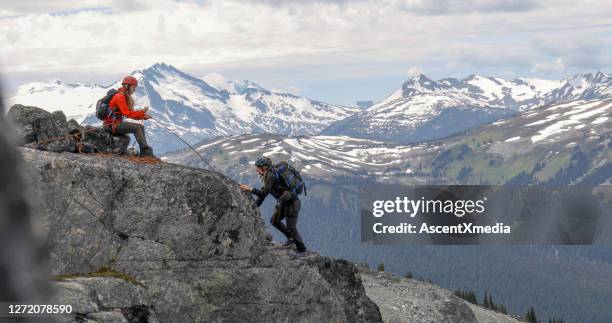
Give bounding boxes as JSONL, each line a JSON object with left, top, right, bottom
{"left": 103, "top": 88, "right": 146, "bottom": 127}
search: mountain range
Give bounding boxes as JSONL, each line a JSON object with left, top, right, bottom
{"left": 322, "top": 72, "right": 612, "bottom": 144}
{"left": 11, "top": 64, "right": 612, "bottom": 153}
{"left": 164, "top": 98, "right": 611, "bottom": 186}
{"left": 9, "top": 63, "right": 357, "bottom": 153}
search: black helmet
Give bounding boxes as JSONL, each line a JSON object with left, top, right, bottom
{"left": 255, "top": 156, "right": 272, "bottom": 168}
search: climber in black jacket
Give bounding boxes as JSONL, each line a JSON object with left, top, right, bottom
{"left": 239, "top": 156, "right": 307, "bottom": 255}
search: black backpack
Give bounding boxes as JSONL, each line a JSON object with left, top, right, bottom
{"left": 95, "top": 89, "right": 118, "bottom": 120}
{"left": 273, "top": 161, "right": 306, "bottom": 196}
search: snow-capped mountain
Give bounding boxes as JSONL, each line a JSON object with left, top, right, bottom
{"left": 9, "top": 63, "right": 357, "bottom": 153}
{"left": 164, "top": 98, "right": 611, "bottom": 185}
{"left": 322, "top": 72, "right": 612, "bottom": 144}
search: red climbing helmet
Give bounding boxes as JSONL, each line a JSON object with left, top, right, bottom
{"left": 122, "top": 76, "right": 138, "bottom": 87}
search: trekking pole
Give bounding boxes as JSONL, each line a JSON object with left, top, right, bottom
{"left": 148, "top": 117, "right": 216, "bottom": 171}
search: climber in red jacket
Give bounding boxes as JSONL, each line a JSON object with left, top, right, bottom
{"left": 104, "top": 76, "right": 155, "bottom": 157}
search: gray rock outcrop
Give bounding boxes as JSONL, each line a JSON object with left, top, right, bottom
{"left": 8, "top": 104, "right": 129, "bottom": 154}
{"left": 54, "top": 276, "right": 158, "bottom": 323}
{"left": 20, "top": 148, "right": 382, "bottom": 323}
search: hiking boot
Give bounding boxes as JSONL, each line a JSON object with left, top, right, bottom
{"left": 283, "top": 238, "right": 295, "bottom": 247}
{"left": 139, "top": 146, "right": 156, "bottom": 158}
{"left": 293, "top": 250, "right": 311, "bottom": 258}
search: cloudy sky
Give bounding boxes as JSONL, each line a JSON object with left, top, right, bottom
{"left": 1, "top": 0, "right": 611, "bottom": 105}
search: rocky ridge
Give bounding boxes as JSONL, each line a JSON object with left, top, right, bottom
{"left": 20, "top": 146, "right": 381, "bottom": 322}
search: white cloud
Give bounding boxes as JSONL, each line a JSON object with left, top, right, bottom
{"left": 531, "top": 35, "right": 612, "bottom": 70}
{"left": 532, "top": 57, "right": 565, "bottom": 73}
{"left": 272, "top": 85, "right": 304, "bottom": 95}
{"left": 394, "top": 0, "right": 540, "bottom": 15}
{"left": 0, "top": 0, "right": 190, "bottom": 16}
{"left": 0, "top": 0, "right": 611, "bottom": 85}
{"left": 407, "top": 66, "right": 423, "bottom": 76}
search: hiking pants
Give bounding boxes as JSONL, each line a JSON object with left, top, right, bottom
{"left": 271, "top": 194, "right": 306, "bottom": 252}
{"left": 113, "top": 122, "right": 149, "bottom": 148}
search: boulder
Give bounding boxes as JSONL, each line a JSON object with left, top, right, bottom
{"left": 79, "top": 126, "right": 130, "bottom": 154}
{"left": 8, "top": 104, "right": 129, "bottom": 154}
{"left": 8, "top": 104, "right": 75, "bottom": 152}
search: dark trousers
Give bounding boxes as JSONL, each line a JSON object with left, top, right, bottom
{"left": 271, "top": 197, "right": 306, "bottom": 252}
{"left": 113, "top": 122, "right": 149, "bottom": 148}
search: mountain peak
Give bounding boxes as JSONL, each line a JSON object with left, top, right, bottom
{"left": 462, "top": 74, "right": 488, "bottom": 82}
{"left": 149, "top": 62, "right": 176, "bottom": 71}
{"left": 590, "top": 71, "right": 609, "bottom": 82}
{"left": 406, "top": 73, "right": 432, "bottom": 83}
{"left": 401, "top": 74, "right": 446, "bottom": 95}
{"left": 139, "top": 63, "right": 183, "bottom": 77}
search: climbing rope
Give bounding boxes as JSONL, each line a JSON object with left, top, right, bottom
{"left": 148, "top": 117, "right": 216, "bottom": 171}
{"left": 34, "top": 127, "right": 99, "bottom": 146}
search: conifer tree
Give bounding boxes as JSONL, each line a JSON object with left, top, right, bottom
{"left": 525, "top": 306, "right": 538, "bottom": 323}
{"left": 483, "top": 292, "right": 490, "bottom": 308}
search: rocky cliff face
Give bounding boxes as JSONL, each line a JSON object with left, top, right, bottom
{"left": 19, "top": 146, "right": 382, "bottom": 323}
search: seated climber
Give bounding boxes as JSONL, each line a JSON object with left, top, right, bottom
{"left": 104, "top": 76, "right": 154, "bottom": 157}
{"left": 239, "top": 157, "right": 308, "bottom": 256}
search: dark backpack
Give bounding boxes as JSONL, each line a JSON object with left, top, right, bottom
{"left": 95, "top": 89, "right": 118, "bottom": 120}
{"left": 273, "top": 161, "right": 306, "bottom": 196}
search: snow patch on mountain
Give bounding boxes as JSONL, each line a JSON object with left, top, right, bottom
{"left": 8, "top": 80, "right": 108, "bottom": 123}
{"left": 531, "top": 100, "right": 612, "bottom": 143}
{"left": 323, "top": 72, "right": 612, "bottom": 144}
